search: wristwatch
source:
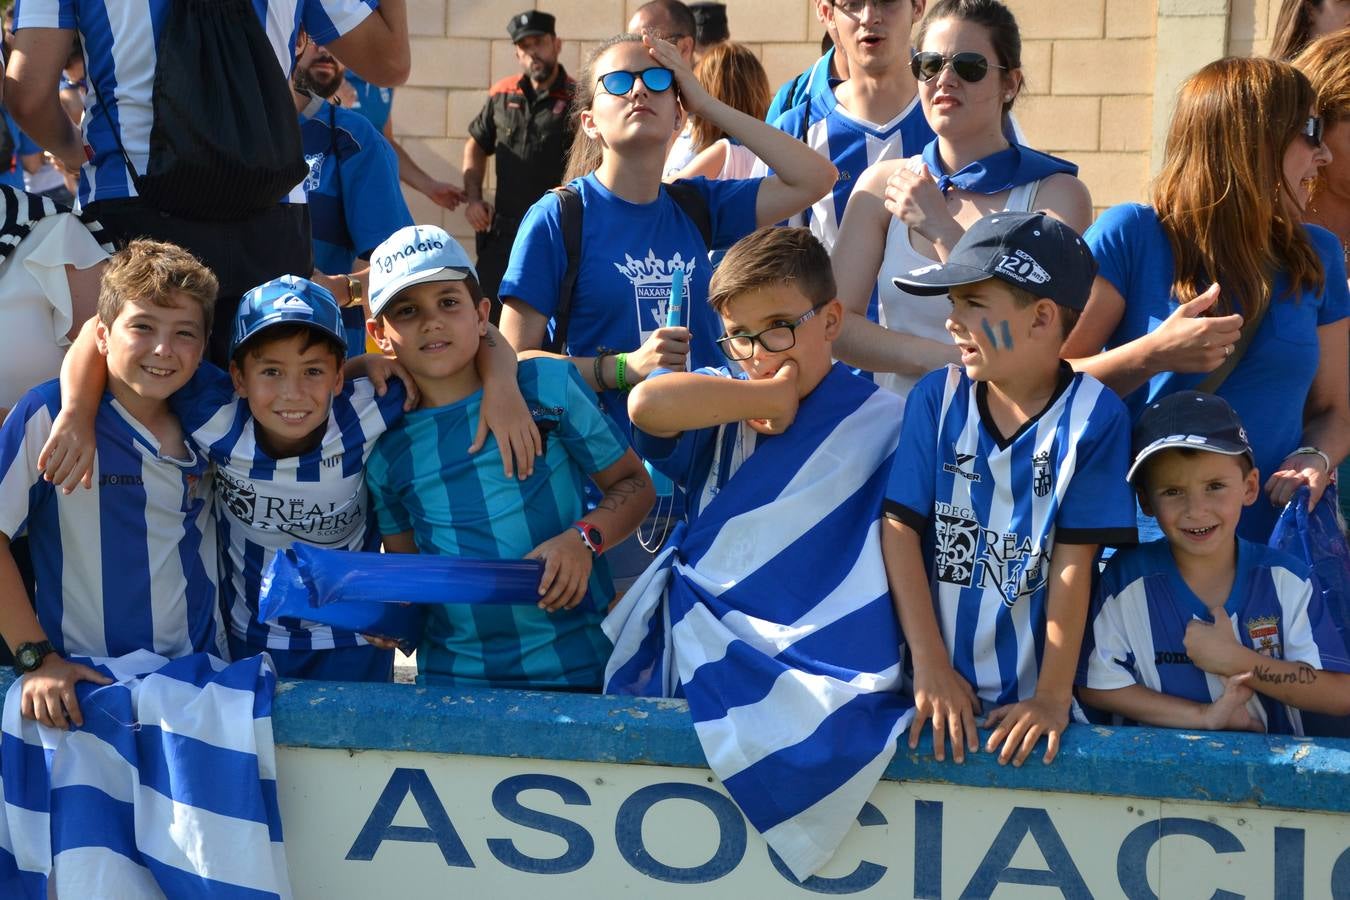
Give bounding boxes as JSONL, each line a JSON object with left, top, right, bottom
{"left": 13, "top": 640, "right": 55, "bottom": 675}
{"left": 573, "top": 521, "right": 605, "bottom": 556}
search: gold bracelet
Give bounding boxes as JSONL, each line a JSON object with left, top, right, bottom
{"left": 343, "top": 274, "right": 364, "bottom": 309}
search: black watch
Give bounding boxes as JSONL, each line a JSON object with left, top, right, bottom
{"left": 14, "top": 640, "right": 55, "bottom": 675}
{"left": 573, "top": 520, "right": 604, "bottom": 556}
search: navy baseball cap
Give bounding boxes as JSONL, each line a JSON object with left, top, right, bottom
{"left": 1126, "top": 391, "right": 1255, "bottom": 483}
{"left": 231, "top": 275, "right": 346, "bottom": 357}
{"left": 368, "top": 225, "right": 478, "bottom": 319}
{"left": 891, "top": 211, "right": 1097, "bottom": 311}
{"left": 507, "top": 10, "right": 556, "bottom": 42}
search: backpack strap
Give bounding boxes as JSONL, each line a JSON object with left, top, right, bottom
{"left": 547, "top": 184, "right": 582, "bottom": 354}
{"left": 663, "top": 180, "right": 713, "bottom": 249}
{"left": 547, "top": 180, "right": 711, "bottom": 355}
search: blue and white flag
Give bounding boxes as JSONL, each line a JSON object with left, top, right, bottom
{"left": 0, "top": 651, "right": 290, "bottom": 899}
{"left": 604, "top": 370, "right": 913, "bottom": 880}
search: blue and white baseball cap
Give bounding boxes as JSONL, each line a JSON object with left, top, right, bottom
{"left": 231, "top": 275, "right": 346, "bottom": 357}
{"left": 369, "top": 225, "right": 478, "bottom": 319}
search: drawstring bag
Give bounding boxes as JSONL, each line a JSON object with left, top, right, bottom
{"left": 96, "top": 0, "right": 306, "bottom": 221}
{"left": 1269, "top": 483, "right": 1350, "bottom": 736}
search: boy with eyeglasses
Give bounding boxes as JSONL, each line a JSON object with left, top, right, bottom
{"left": 609, "top": 227, "right": 914, "bottom": 879}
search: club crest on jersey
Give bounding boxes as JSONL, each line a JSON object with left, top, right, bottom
{"left": 303, "top": 153, "right": 325, "bottom": 193}
{"left": 942, "top": 448, "right": 981, "bottom": 483}
{"left": 1033, "top": 451, "right": 1052, "bottom": 497}
{"left": 993, "top": 249, "right": 1050, "bottom": 285}
{"left": 614, "top": 250, "right": 696, "bottom": 341}
{"left": 1246, "top": 616, "right": 1282, "bottom": 657}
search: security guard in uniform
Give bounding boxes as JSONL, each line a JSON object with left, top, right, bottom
{"left": 462, "top": 10, "right": 574, "bottom": 322}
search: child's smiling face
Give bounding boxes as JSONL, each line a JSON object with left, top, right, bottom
{"left": 1139, "top": 448, "right": 1260, "bottom": 565}
{"left": 230, "top": 331, "right": 344, "bottom": 457}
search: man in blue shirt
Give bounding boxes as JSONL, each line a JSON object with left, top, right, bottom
{"left": 290, "top": 31, "right": 413, "bottom": 349}
{"left": 6, "top": 0, "right": 412, "bottom": 366}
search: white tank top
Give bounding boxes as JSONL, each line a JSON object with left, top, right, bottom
{"left": 874, "top": 158, "right": 1042, "bottom": 406}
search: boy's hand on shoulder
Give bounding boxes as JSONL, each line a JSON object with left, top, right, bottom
{"left": 527, "top": 530, "right": 593, "bottom": 612}
{"left": 473, "top": 376, "right": 542, "bottom": 480}
{"left": 20, "top": 655, "right": 114, "bottom": 729}
{"left": 746, "top": 361, "right": 800, "bottom": 436}
{"left": 984, "top": 693, "right": 1070, "bottom": 767}
{"left": 38, "top": 409, "right": 96, "bottom": 493}
{"left": 629, "top": 326, "right": 692, "bottom": 381}
{"left": 908, "top": 661, "right": 981, "bottom": 763}
{"left": 1202, "top": 673, "right": 1265, "bottom": 733}
{"left": 1183, "top": 618, "right": 1249, "bottom": 676}
{"left": 349, "top": 353, "right": 420, "bottom": 411}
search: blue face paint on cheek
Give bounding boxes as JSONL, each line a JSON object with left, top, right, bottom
{"left": 981, "top": 318, "right": 999, "bottom": 349}
{"left": 1000, "top": 320, "right": 1013, "bottom": 350}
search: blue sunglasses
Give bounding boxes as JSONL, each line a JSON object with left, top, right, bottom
{"left": 597, "top": 67, "right": 675, "bottom": 96}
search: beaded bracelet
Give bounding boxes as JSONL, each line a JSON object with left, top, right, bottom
{"left": 615, "top": 353, "right": 631, "bottom": 392}
{"left": 592, "top": 352, "right": 609, "bottom": 391}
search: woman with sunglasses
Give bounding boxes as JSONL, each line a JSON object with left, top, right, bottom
{"left": 1293, "top": 30, "right": 1350, "bottom": 525}
{"left": 830, "top": 0, "right": 1090, "bottom": 408}
{"left": 1063, "top": 57, "right": 1349, "bottom": 542}
{"left": 499, "top": 33, "right": 834, "bottom": 431}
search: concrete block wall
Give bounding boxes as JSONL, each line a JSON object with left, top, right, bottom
{"left": 386, "top": 0, "right": 1269, "bottom": 244}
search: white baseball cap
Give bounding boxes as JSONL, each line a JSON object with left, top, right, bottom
{"left": 368, "top": 225, "right": 478, "bottom": 318}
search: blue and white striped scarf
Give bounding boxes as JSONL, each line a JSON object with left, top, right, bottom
{"left": 604, "top": 369, "right": 913, "bottom": 880}
{"left": 0, "top": 651, "right": 289, "bottom": 899}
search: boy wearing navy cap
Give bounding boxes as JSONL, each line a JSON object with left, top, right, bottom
{"left": 363, "top": 226, "right": 653, "bottom": 690}
{"left": 883, "top": 211, "right": 1137, "bottom": 766}
{"left": 1077, "top": 391, "right": 1350, "bottom": 734}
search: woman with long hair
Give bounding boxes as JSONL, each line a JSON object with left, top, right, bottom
{"left": 1063, "top": 56, "right": 1349, "bottom": 541}
{"left": 1270, "top": 0, "right": 1350, "bottom": 61}
{"left": 829, "top": 0, "right": 1090, "bottom": 408}
{"left": 1292, "top": 30, "right": 1350, "bottom": 522}
{"left": 499, "top": 33, "right": 834, "bottom": 435}
{"left": 671, "top": 41, "right": 771, "bottom": 181}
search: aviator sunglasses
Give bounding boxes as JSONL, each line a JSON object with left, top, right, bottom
{"left": 1301, "top": 115, "right": 1325, "bottom": 148}
{"left": 597, "top": 67, "right": 675, "bottom": 96}
{"left": 910, "top": 51, "right": 1006, "bottom": 84}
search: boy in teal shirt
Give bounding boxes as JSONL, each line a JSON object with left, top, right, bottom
{"left": 364, "top": 226, "right": 654, "bottom": 688}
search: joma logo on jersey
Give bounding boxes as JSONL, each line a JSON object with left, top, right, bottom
{"left": 99, "top": 473, "right": 144, "bottom": 487}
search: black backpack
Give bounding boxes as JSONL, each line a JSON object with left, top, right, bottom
{"left": 547, "top": 180, "right": 713, "bottom": 353}
{"left": 93, "top": 0, "right": 307, "bottom": 221}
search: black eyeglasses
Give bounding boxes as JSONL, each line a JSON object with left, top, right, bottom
{"left": 715, "top": 305, "right": 825, "bottom": 361}
{"left": 832, "top": 0, "right": 905, "bottom": 17}
{"left": 596, "top": 67, "right": 675, "bottom": 96}
{"left": 1301, "top": 115, "right": 1325, "bottom": 148}
{"left": 910, "top": 51, "right": 1006, "bottom": 84}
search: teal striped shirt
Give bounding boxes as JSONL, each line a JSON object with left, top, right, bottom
{"left": 365, "top": 359, "right": 626, "bottom": 689}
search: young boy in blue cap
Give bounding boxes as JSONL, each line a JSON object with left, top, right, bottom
{"left": 364, "top": 225, "right": 654, "bottom": 689}
{"left": 1077, "top": 391, "right": 1350, "bottom": 734}
{"left": 885, "top": 211, "right": 1137, "bottom": 767}
{"left": 43, "top": 269, "right": 534, "bottom": 681}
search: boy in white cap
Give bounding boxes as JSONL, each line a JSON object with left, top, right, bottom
{"left": 364, "top": 226, "right": 654, "bottom": 689}
{"left": 1077, "top": 391, "right": 1350, "bottom": 735}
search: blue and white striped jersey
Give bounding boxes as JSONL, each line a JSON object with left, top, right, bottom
{"left": 0, "top": 381, "right": 225, "bottom": 659}
{"left": 12, "top": 0, "right": 376, "bottom": 207}
{"left": 173, "top": 366, "right": 404, "bottom": 651}
{"left": 885, "top": 364, "right": 1137, "bottom": 707}
{"left": 1080, "top": 538, "right": 1350, "bottom": 736}
{"left": 763, "top": 87, "right": 935, "bottom": 252}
